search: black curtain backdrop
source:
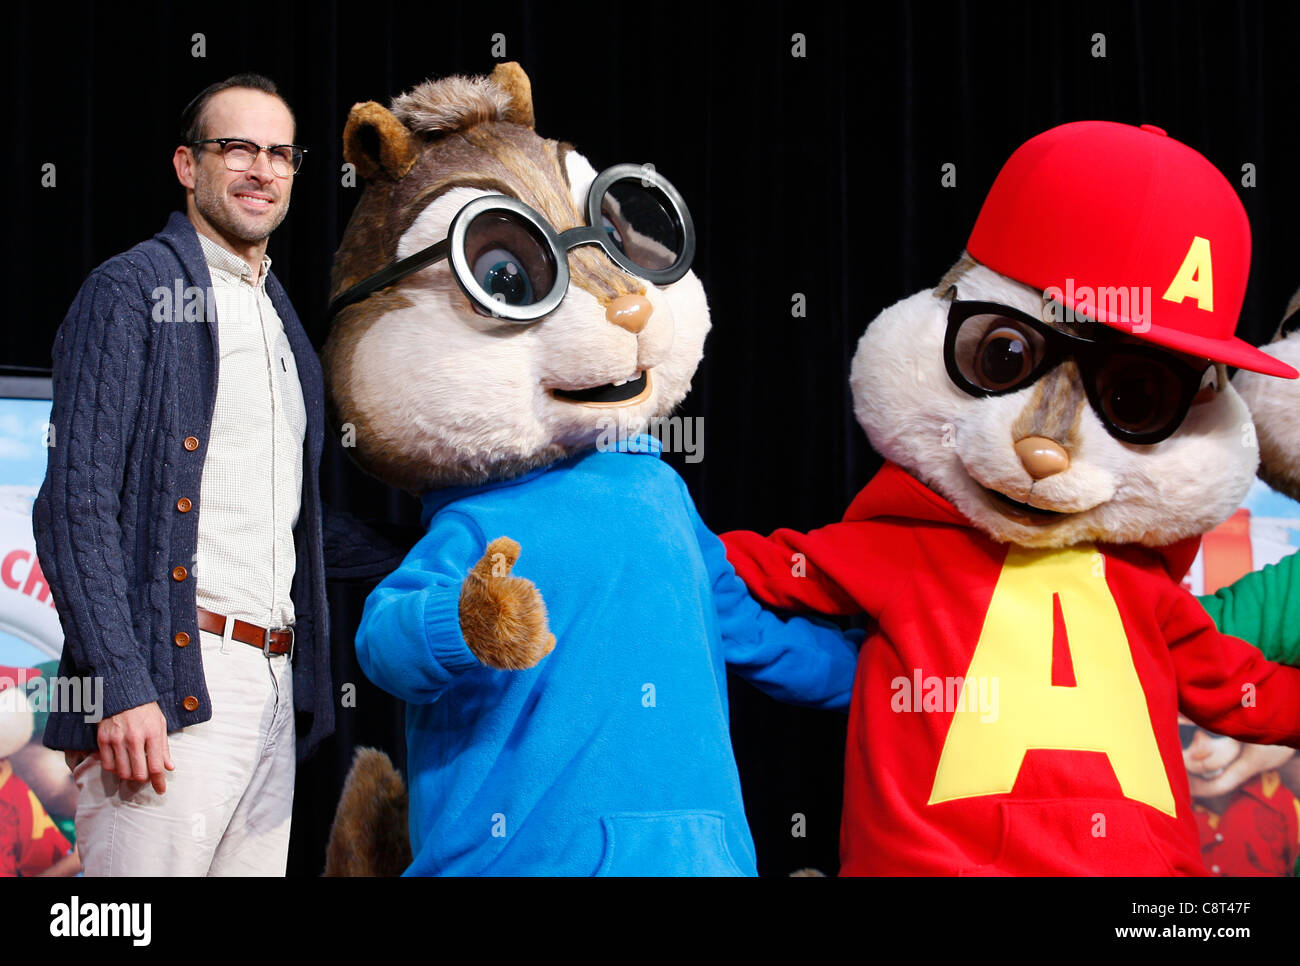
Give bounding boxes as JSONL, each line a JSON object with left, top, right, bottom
{"left": 10, "top": 0, "right": 1300, "bottom": 876}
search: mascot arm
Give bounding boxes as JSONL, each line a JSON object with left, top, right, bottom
{"left": 691, "top": 509, "right": 859, "bottom": 711}
{"left": 720, "top": 522, "right": 890, "bottom": 618}
{"left": 1197, "top": 550, "right": 1300, "bottom": 666}
{"left": 355, "top": 511, "right": 553, "bottom": 704}
{"left": 31, "top": 267, "right": 159, "bottom": 717}
{"left": 1168, "top": 587, "right": 1300, "bottom": 747}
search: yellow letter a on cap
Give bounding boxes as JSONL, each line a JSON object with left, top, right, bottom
{"left": 1162, "top": 236, "right": 1214, "bottom": 312}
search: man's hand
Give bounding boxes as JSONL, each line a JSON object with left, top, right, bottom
{"left": 96, "top": 703, "right": 175, "bottom": 794}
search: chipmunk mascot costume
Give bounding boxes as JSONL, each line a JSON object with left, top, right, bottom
{"left": 722, "top": 121, "right": 1300, "bottom": 876}
{"left": 320, "top": 63, "right": 857, "bottom": 876}
{"left": 1198, "top": 291, "right": 1300, "bottom": 658}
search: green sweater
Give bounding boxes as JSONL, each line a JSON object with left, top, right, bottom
{"left": 1197, "top": 548, "right": 1300, "bottom": 876}
{"left": 1198, "top": 550, "right": 1300, "bottom": 664}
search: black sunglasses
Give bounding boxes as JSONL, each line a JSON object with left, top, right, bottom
{"left": 327, "top": 163, "right": 695, "bottom": 323}
{"left": 943, "top": 286, "right": 1214, "bottom": 445}
{"left": 1179, "top": 722, "right": 1223, "bottom": 749}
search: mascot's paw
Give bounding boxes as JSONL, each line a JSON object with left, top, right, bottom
{"left": 459, "top": 537, "right": 556, "bottom": 670}
{"left": 323, "top": 747, "right": 412, "bottom": 877}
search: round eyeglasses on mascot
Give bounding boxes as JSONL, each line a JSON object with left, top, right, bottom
{"left": 321, "top": 64, "right": 858, "bottom": 877}
{"left": 722, "top": 121, "right": 1300, "bottom": 876}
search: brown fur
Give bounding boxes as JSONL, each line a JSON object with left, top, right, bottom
{"left": 343, "top": 102, "right": 420, "bottom": 181}
{"left": 458, "top": 537, "right": 556, "bottom": 670}
{"left": 331, "top": 64, "right": 639, "bottom": 311}
{"left": 1011, "top": 360, "right": 1087, "bottom": 444}
{"left": 329, "top": 107, "right": 637, "bottom": 304}
{"left": 933, "top": 252, "right": 979, "bottom": 298}
{"left": 1258, "top": 462, "right": 1300, "bottom": 503}
{"left": 325, "top": 63, "right": 644, "bottom": 493}
{"left": 323, "top": 748, "right": 412, "bottom": 876}
{"left": 392, "top": 75, "right": 513, "bottom": 135}
{"left": 489, "top": 61, "right": 535, "bottom": 127}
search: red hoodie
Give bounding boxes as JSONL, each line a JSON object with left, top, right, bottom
{"left": 723, "top": 463, "right": 1300, "bottom": 875}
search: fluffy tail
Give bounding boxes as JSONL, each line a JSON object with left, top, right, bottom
{"left": 323, "top": 747, "right": 413, "bottom": 876}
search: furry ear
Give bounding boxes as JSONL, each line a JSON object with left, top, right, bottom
{"left": 1276, "top": 284, "right": 1300, "bottom": 343}
{"left": 490, "top": 61, "right": 535, "bottom": 128}
{"left": 343, "top": 101, "right": 420, "bottom": 181}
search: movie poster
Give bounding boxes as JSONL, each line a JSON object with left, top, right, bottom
{"left": 0, "top": 393, "right": 78, "bottom": 876}
{"left": 1183, "top": 478, "right": 1300, "bottom": 876}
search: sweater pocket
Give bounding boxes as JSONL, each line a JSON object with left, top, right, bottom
{"left": 595, "top": 810, "right": 747, "bottom": 877}
{"left": 958, "top": 798, "right": 1188, "bottom": 876}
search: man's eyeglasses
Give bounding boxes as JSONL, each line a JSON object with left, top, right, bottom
{"left": 327, "top": 163, "right": 695, "bottom": 323}
{"left": 192, "top": 138, "right": 306, "bottom": 178}
{"left": 943, "top": 285, "right": 1216, "bottom": 445}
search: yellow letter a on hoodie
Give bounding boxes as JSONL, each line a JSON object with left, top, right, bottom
{"left": 928, "top": 546, "right": 1175, "bottom": 816}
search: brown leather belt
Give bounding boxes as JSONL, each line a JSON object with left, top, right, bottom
{"left": 196, "top": 606, "right": 295, "bottom": 657}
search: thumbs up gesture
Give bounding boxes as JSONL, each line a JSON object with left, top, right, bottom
{"left": 458, "top": 537, "right": 556, "bottom": 670}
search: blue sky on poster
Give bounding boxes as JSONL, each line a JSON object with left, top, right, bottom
{"left": 0, "top": 399, "right": 51, "bottom": 490}
{"left": 1241, "top": 478, "right": 1300, "bottom": 549}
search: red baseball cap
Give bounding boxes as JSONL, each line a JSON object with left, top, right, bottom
{"left": 967, "top": 120, "right": 1297, "bottom": 379}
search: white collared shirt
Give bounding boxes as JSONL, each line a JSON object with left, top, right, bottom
{"left": 194, "top": 233, "right": 306, "bottom": 628}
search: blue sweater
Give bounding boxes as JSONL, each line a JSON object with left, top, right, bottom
{"left": 34, "top": 212, "right": 334, "bottom": 760}
{"left": 355, "top": 436, "right": 859, "bottom": 876}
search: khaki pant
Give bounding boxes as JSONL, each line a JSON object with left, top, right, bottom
{"left": 73, "top": 627, "right": 295, "bottom": 876}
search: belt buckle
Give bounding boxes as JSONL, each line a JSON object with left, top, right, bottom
{"left": 263, "top": 625, "right": 295, "bottom": 661}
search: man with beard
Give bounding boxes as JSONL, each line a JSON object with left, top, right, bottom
{"left": 33, "top": 74, "right": 333, "bottom": 875}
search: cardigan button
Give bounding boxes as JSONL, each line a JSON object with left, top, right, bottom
{"left": 182, "top": 696, "right": 199, "bottom": 712}
{"left": 183, "top": 436, "right": 200, "bottom": 451}
{"left": 173, "top": 631, "right": 191, "bottom": 647}
{"left": 171, "top": 565, "right": 188, "bottom": 582}
{"left": 176, "top": 497, "right": 192, "bottom": 513}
